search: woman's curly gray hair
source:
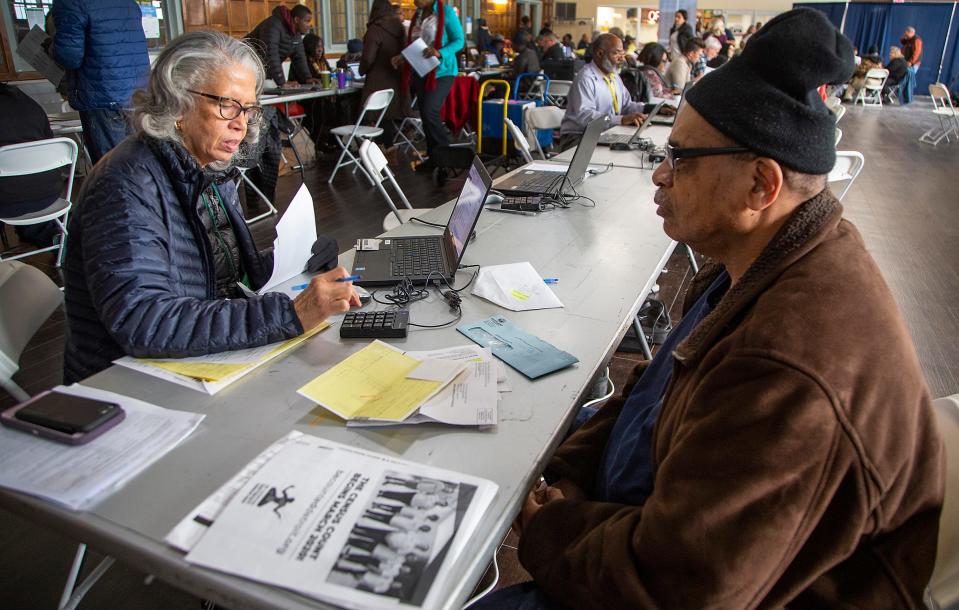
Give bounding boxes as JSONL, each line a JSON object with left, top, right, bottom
{"left": 131, "top": 31, "right": 265, "bottom": 170}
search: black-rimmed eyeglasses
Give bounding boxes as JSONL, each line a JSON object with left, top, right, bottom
{"left": 187, "top": 90, "right": 263, "bottom": 124}
{"left": 665, "top": 143, "right": 753, "bottom": 170}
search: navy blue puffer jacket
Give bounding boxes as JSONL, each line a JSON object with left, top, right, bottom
{"left": 63, "top": 135, "right": 304, "bottom": 383}
{"left": 52, "top": 0, "right": 150, "bottom": 110}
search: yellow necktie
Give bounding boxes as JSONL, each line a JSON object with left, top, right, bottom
{"left": 604, "top": 73, "right": 619, "bottom": 114}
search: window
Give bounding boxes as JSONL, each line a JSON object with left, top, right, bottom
{"left": 329, "top": 0, "right": 348, "bottom": 45}
{"left": 556, "top": 2, "right": 576, "bottom": 21}
{"left": 352, "top": 0, "right": 369, "bottom": 41}
{"left": 0, "top": 0, "right": 174, "bottom": 80}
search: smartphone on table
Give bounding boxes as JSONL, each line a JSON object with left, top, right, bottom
{"left": 0, "top": 391, "right": 126, "bottom": 445}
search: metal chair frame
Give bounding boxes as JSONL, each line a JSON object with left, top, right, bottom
{"left": 920, "top": 83, "right": 959, "bottom": 146}
{"left": 328, "top": 88, "right": 394, "bottom": 184}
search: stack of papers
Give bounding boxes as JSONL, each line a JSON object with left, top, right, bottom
{"left": 471, "top": 262, "right": 563, "bottom": 311}
{"left": 0, "top": 385, "right": 203, "bottom": 510}
{"left": 298, "top": 341, "right": 506, "bottom": 426}
{"left": 114, "top": 322, "right": 330, "bottom": 395}
{"left": 168, "top": 431, "right": 498, "bottom": 610}
{"left": 258, "top": 183, "right": 317, "bottom": 294}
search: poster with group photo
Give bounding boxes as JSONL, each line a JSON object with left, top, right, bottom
{"left": 184, "top": 433, "right": 496, "bottom": 609}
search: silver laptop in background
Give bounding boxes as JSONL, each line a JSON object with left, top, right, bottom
{"left": 598, "top": 102, "right": 665, "bottom": 146}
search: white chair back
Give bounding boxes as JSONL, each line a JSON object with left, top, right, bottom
{"left": 863, "top": 68, "right": 889, "bottom": 90}
{"left": 364, "top": 88, "right": 395, "bottom": 113}
{"left": 358, "top": 140, "right": 413, "bottom": 226}
{"left": 545, "top": 79, "right": 572, "bottom": 107}
{"left": 505, "top": 118, "right": 534, "bottom": 164}
{"left": 0, "top": 137, "right": 78, "bottom": 201}
{"left": 920, "top": 83, "right": 959, "bottom": 146}
{"left": 0, "top": 261, "right": 62, "bottom": 401}
{"left": 524, "top": 105, "right": 565, "bottom": 159}
{"left": 827, "top": 150, "right": 864, "bottom": 200}
{"left": 824, "top": 96, "right": 841, "bottom": 112}
{"left": 928, "top": 394, "right": 959, "bottom": 610}
{"left": 835, "top": 127, "right": 842, "bottom": 145}
{"left": 930, "top": 83, "right": 958, "bottom": 114}
{"left": 833, "top": 105, "right": 846, "bottom": 123}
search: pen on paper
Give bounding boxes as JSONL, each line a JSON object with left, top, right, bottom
{"left": 291, "top": 283, "right": 308, "bottom": 291}
{"left": 337, "top": 275, "right": 362, "bottom": 282}
{"left": 543, "top": 278, "right": 559, "bottom": 284}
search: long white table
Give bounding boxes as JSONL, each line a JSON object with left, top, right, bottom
{"left": 260, "top": 84, "right": 361, "bottom": 106}
{"left": 0, "top": 160, "right": 673, "bottom": 609}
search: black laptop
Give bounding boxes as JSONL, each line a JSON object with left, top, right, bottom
{"left": 651, "top": 82, "right": 692, "bottom": 126}
{"left": 351, "top": 157, "right": 493, "bottom": 286}
{"left": 495, "top": 115, "right": 607, "bottom": 197}
{"left": 597, "top": 102, "right": 665, "bottom": 146}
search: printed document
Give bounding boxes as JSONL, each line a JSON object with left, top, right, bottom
{"left": 401, "top": 38, "right": 440, "bottom": 77}
{"left": 183, "top": 432, "right": 497, "bottom": 609}
{"left": 259, "top": 183, "right": 317, "bottom": 294}
{"left": 297, "top": 341, "right": 463, "bottom": 422}
{"left": 0, "top": 385, "right": 203, "bottom": 510}
{"left": 114, "top": 322, "right": 330, "bottom": 393}
{"left": 471, "top": 262, "right": 564, "bottom": 311}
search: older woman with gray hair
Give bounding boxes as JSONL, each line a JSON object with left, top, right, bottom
{"left": 63, "top": 31, "right": 358, "bottom": 384}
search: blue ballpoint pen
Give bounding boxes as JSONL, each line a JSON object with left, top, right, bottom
{"left": 291, "top": 283, "right": 308, "bottom": 291}
{"left": 543, "top": 278, "right": 559, "bottom": 284}
{"left": 337, "top": 275, "right": 362, "bottom": 282}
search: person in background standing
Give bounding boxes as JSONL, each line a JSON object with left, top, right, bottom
{"left": 476, "top": 18, "right": 493, "bottom": 52}
{"left": 51, "top": 0, "right": 149, "bottom": 165}
{"left": 393, "top": 0, "right": 464, "bottom": 172}
{"left": 899, "top": 26, "right": 922, "bottom": 104}
{"left": 361, "top": 0, "right": 409, "bottom": 145}
{"left": 245, "top": 4, "right": 317, "bottom": 88}
{"left": 669, "top": 10, "right": 694, "bottom": 60}
{"left": 515, "top": 15, "right": 533, "bottom": 44}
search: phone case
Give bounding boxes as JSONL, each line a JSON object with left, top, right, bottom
{"left": 0, "top": 392, "right": 126, "bottom": 446}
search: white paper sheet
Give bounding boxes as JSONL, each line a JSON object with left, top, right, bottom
{"left": 0, "top": 385, "right": 203, "bottom": 510}
{"left": 166, "top": 430, "right": 305, "bottom": 552}
{"left": 183, "top": 433, "right": 497, "bottom": 610}
{"left": 259, "top": 184, "right": 317, "bottom": 294}
{"left": 471, "top": 262, "right": 564, "bottom": 312}
{"left": 401, "top": 38, "right": 441, "bottom": 77}
{"left": 14, "top": 26, "right": 64, "bottom": 86}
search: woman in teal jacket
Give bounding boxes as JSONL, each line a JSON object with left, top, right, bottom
{"left": 393, "top": 0, "right": 464, "bottom": 171}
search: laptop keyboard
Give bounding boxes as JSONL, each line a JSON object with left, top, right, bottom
{"left": 601, "top": 134, "right": 632, "bottom": 145}
{"left": 518, "top": 172, "right": 563, "bottom": 188}
{"left": 390, "top": 238, "right": 444, "bottom": 277}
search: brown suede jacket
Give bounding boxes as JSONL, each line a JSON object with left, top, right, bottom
{"left": 519, "top": 189, "right": 944, "bottom": 608}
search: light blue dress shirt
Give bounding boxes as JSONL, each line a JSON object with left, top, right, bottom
{"left": 560, "top": 61, "right": 645, "bottom": 137}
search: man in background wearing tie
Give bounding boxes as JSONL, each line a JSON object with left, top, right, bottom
{"left": 559, "top": 33, "right": 649, "bottom": 150}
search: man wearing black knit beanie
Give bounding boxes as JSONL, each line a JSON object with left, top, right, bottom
{"left": 473, "top": 9, "right": 944, "bottom": 610}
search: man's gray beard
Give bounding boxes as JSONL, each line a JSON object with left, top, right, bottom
{"left": 601, "top": 57, "right": 617, "bottom": 73}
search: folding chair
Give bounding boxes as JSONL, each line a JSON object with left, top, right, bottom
{"left": 0, "top": 137, "right": 77, "bottom": 267}
{"left": 920, "top": 83, "right": 959, "bottom": 146}
{"left": 925, "top": 394, "right": 959, "bottom": 610}
{"left": 835, "top": 127, "right": 842, "bottom": 145}
{"left": 824, "top": 96, "right": 842, "bottom": 113}
{"left": 504, "top": 118, "right": 535, "bottom": 164}
{"left": 328, "top": 88, "right": 394, "bottom": 184}
{"left": 236, "top": 166, "right": 279, "bottom": 225}
{"left": 544, "top": 79, "right": 572, "bottom": 108}
{"left": 827, "top": 151, "right": 865, "bottom": 201}
{"left": 833, "top": 104, "right": 846, "bottom": 123}
{"left": 855, "top": 68, "right": 888, "bottom": 107}
{"left": 358, "top": 140, "right": 429, "bottom": 230}
{"left": 393, "top": 96, "right": 427, "bottom": 162}
{"left": 524, "top": 105, "right": 565, "bottom": 160}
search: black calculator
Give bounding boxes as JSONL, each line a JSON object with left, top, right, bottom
{"left": 339, "top": 310, "right": 409, "bottom": 339}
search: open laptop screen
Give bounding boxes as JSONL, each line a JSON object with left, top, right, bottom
{"left": 446, "top": 158, "right": 492, "bottom": 264}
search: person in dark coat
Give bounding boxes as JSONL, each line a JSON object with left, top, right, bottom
{"left": 63, "top": 32, "right": 359, "bottom": 384}
{"left": 475, "top": 18, "right": 493, "bottom": 52}
{"left": 52, "top": 0, "right": 149, "bottom": 164}
{"left": 668, "top": 9, "right": 694, "bottom": 59}
{"left": 245, "top": 4, "right": 317, "bottom": 88}
{"left": 361, "top": 0, "right": 410, "bottom": 145}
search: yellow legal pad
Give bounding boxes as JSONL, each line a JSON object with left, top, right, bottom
{"left": 297, "top": 341, "right": 441, "bottom": 422}
{"left": 139, "top": 322, "right": 330, "bottom": 382}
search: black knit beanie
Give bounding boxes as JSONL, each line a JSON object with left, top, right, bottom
{"left": 685, "top": 8, "right": 855, "bottom": 174}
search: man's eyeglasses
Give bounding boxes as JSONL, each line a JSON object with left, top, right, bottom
{"left": 187, "top": 90, "right": 263, "bottom": 124}
{"left": 665, "top": 143, "right": 752, "bottom": 170}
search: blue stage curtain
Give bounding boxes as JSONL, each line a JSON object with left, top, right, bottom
{"left": 793, "top": 2, "right": 847, "bottom": 30}
{"left": 842, "top": 3, "right": 891, "bottom": 58}
{"left": 940, "top": 9, "right": 959, "bottom": 94}
{"left": 887, "top": 3, "right": 956, "bottom": 91}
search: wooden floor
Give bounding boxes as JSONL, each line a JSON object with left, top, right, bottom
{"left": 2, "top": 98, "right": 958, "bottom": 606}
